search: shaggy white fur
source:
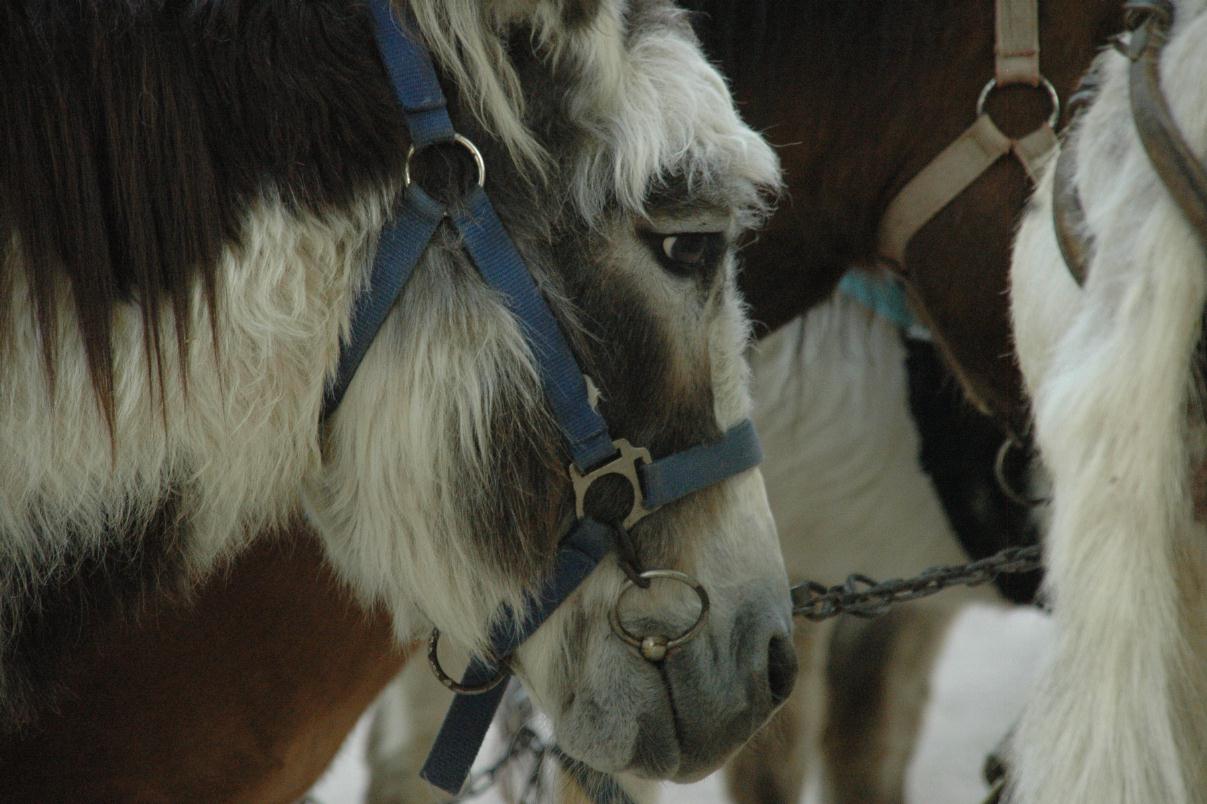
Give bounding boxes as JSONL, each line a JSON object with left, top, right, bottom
{"left": 1009, "top": 3, "right": 1207, "bottom": 800}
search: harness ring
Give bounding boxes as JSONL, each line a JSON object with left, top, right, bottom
{"left": 426, "top": 628, "right": 509, "bottom": 695}
{"left": 404, "top": 133, "right": 486, "bottom": 191}
{"left": 976, "top": 76, "right": 1061, "bottom": 131}
{"left": 608, "top": 569, "right": 710, "bottom": 662}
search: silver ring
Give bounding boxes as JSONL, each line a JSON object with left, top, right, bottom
{"left": 404, "top": 133, "right": 486, "bottom": 190}
{"left": 608, "top": 570, "right": 710, "bottom": 663}
{"left": 976, "top": 76, "right": 1061, "bottom": 130}
{"left": 994, "top": 438, "right": 1051, "bottom": 508}
{"left": 426, "top": 628, "right": 508, "bottom": 695}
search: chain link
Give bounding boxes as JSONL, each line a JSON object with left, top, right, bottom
{"left": 790, "top": 545, "right": 1043, "bottom": 621}
{"left": 450, "top": 685, "right": 635, "bottom": 804}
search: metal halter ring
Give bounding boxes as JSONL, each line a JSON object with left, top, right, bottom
{"left": 994, "top": 438, "right": 1051, "bottom": 508}
{"left": 976, "top": 76, "right": 1061, "bottom": 131}
{"left": 569, "top": 439, "right": 654, "bottom": 531}
{"left": 608, "top": 570, "right": 710, "bottom": 663}
{"left": 404, "top": 133, "right": 486, "bottom": 191}
{"left": 426, "top": 628, "right": 509, "bottom": 695}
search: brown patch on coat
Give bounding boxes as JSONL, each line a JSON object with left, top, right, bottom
{"left": 0, "top": 526, "right": 411, "bottom": 802}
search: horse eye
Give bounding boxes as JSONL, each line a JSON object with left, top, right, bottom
{"left": 644, "top": 232, "right": 725, "bottom": 277}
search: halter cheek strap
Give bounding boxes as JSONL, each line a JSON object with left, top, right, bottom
{"left": 325, "top": 2, "right": 767, "bottom": 796}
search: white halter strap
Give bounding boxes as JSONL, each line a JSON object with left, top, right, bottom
{"left": 877, "top": 0, "right": 1059, "bottom": 266}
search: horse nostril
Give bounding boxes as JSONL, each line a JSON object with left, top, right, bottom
{"left": 766, "top": 633, "right": 798, "bottom": 707}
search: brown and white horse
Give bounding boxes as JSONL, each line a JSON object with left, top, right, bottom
{"left": 0, "top": 1, "right": 1125, "bottom": 801}
{"left": 1011, "top": 1, "right": 1207, "bottom": 800}
{"left": 0, "top": 0, "right": 793, "bottom": 794}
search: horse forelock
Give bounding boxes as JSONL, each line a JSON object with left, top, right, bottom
{"left": 410, "top": 0, "right": 779, "bottom": 227}
{"left": 560, "top": 0, "right": 781, "bottom": 227}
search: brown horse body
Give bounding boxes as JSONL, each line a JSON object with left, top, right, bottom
{"left": 1, "top": 2, "right": 1122, "bottom": 801}
{"left": 0, "top": 534, "right": 408, "bottom": 803}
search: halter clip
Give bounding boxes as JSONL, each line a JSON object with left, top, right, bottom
{"left": 569, "top": 439, "right": 653, "bottom": 530}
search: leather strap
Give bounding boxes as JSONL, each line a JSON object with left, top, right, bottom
{"left": 366, "top": 0, "right": 456, "bottom": 148}
{"left": 877, "top": 0, "right": 1056, "bottom": 267}
{"left": 879, "top": 114, "right": 1013, "bottom": 265}
{"left": 1127, "top": 0, "right": 1207, "bottom": 255}
{"left": 322, "top": 189, "right": 445, "bottom": 419}
{"left": 996, "top": 0, "right": 1041, "bottom": 86}
{"left": 1013, "top": 123, "right": 1059, "bottom": 179}
{"left": 1052, "top": 129, "right": 1091, "bottom": 286}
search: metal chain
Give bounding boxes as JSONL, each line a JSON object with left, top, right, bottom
{"left": 451, "top": 723, "right": 549, "bottom": 801}
{"left": 451, "top": 686, "right": 635, "bottom": 804}
{"left": 790, "top": 544, "right": 1043, "bottom": 621}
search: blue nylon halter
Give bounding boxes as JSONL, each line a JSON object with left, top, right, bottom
{"left": 322, "top": 3, "right": 765, "bottom": 794}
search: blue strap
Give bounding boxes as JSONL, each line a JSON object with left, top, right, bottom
{"left": 420, "top": 518, "right": 615, "bottom": 794}
{"left": 322, "top": 188, "right": 446, "bottom": 419}
{"left": 639, "top": 419, "right": 763, "bottom": 509}
{"left": 451, "top": 187, "right": 617, "bottom": 471}
{"left": 367, "top": 0, "right": 456, "bottom": 148}
{"left": 836, "top": 270, "right": 917, "bottom": 331}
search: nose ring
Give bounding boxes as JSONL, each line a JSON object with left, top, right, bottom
{"left": 608, "top": 569, "right": 710, "bottom": 662}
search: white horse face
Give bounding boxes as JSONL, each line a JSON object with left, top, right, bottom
{"left": 312, "top": 0, "right": 792, "bottom": 781}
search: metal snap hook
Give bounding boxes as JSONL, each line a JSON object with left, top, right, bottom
{"left": 608, "top": 569, "right": 710, "bottom": 662}
{"left": 426, "top": 628, "right": 509, "bottom": 695}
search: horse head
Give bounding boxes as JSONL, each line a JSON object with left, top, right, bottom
{"left": 311, "top": 0, "right": 795, "bottom": 782}
{"left": 0, "top": 0, "right": 790, "bottom": 784}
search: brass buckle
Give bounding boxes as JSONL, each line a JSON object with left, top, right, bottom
{"left": 569, "top": 439, "right": 653, "bottom": 530}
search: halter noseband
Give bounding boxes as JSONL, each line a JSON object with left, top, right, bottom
{"left": 322, "top": 3, "right": 765, "bottom": 794}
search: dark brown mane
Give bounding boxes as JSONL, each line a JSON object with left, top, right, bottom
{"left": 0, "top": 1, "right": 405, "bottom": 428}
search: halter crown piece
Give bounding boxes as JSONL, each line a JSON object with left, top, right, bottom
{"left": 321, "top": 2, "right": 765, "bottom": 794}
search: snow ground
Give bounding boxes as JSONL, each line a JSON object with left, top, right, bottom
{"left": 308, "top": 603, "right": 1053, "bottom": 804}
